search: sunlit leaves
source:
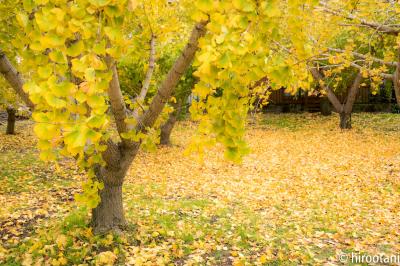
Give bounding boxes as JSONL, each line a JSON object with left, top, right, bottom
{"left": 189, "top": 0, "right": 318, "bottom": 162}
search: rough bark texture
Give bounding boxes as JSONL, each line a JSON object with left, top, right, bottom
{"left": 92, "top": 181, "right": 125, "bottom": 234}
{"left": 6, "top": 106, "right": 16, "bottom": 135}
{"left": 93, "top": 21, "right": 208, "bottom": 233}
{"left": 0, "top": 50, "right": 34, "bottom": 109}
{"left": 105, "top": 57, "right": 129, "bottom": 144}
{"left": 339, "top": 73, "right": 362, "bottom": 129}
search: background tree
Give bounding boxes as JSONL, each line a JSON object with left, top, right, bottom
{"left": 318, "top": 0, "right": 400, "bottom": 105}
{"left": 266, "top": 0, "right": 400, "bottom": 128}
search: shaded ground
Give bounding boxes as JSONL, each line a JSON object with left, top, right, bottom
{"left": 0, "top": 113, "right": 399, "bottom": 265}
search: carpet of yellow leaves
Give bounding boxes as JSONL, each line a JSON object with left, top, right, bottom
{"left": 0, "top": 113, "right": 399, "bottom": 265}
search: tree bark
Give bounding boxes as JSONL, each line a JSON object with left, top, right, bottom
{"left": 6, "top": 106, "right": 16, "bottom": 135}
{"left": 392, "top": 47, "right": 400, "bottom": 105}
{"left": 310, "top": 68, "right": 343, "bottom": 112}
{"left": 339, "top": 72, "right": 362, "bottom": 129}
{"left": 93, "top": 21, "right": 208, "bottom": 234}
{"left": 91, "top": 140, "right": 139, "bottom": 234}
{"left": 0, "top": 49, "right": 34, "bottom": 109}
{"left": 160, "top": 102, "right": 181, "bottom": 145}
{"left": 133, "top": 35, "right": 156, "bottom": 119}
{"left": 92, "top": 181, "right": 125, "bottom": 234}
{"left": 339, "top": 112, "right": 352, "bottom": 129}
{"left": 105, "top": 57, "right": 130, "bottom": 146}
{"left": 136, "top": 21, "right": 208, "bottom": 132}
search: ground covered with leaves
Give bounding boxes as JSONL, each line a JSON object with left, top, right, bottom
{"left": 0, "top": 113, "right": 399, "bottom": 265}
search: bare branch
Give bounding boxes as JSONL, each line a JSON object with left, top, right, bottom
{"left": 327, "top": 47, "right": 398, "bottom": 67}
{"left": 347, "top": 62, "right": 393, "bottom": 79}
{"left": 133, "top": 35, "right": 156, "bottom": 118}
{"left": 319, "top": 3, "right": 400, "bottom": 36}
{"left": 309, "top": 67, "right": 343, "bottom": 112}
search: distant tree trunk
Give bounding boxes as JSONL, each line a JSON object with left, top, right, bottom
{"left": 6, "top": 106, "right": 16, "bottom": 135}
{"left": 339, "top": 112, "right": 351, "bottom": 129}
{"left": 339, "top": 73, "right": 362, "bottom": 129}
{"left": 160, "top": 101, "right": 183, "bottom": 145}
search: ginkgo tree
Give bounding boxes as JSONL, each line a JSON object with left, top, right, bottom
{"left": 306, "top": 0, "right": 400, "bottom": 128}
{"left": 3, "top": 0, "right": 320, "bottom": 234}
{"left": 9, "top": 0, "right": 207, "bottom": 233}
{"left": 318, "top": 0, "right": 400, "bottom": 105}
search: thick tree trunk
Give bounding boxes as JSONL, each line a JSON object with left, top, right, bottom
{"left": 6, "top": 106, "right": 16, "bottom": 135}
{"left": 339, "top": 112, "right": 352, "bottom": 129}
{"left": 160, "top": 110, "right": 179, "bottom": 145}
{"left": 91, "top": 169, "right": 127, "bottom": 234}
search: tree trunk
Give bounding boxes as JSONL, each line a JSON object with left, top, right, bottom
{"left": 160, "top": 112, "right": 178, "bottom": 146}
{"left": 90, "top": 21, "right": 208, "bottom": 235}
{"left": 6, "top": 106, "right": 16, "bottom": 135}
{"left": 339, "top": 112, "right": 352, "bottom": 129}
{"left": 160, "top": 101, "right": 182, "bottom": 145}
{"left": 91, "top": 169, "right": 127, "bottom": 234}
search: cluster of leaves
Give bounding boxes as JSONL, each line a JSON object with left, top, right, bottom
{"left": 9, "top": 0, "right": 196, "bottom": 209}
{"left": 187, "top": 0, "right": 319, "bottom": 162}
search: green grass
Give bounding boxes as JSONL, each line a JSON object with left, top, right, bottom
{"left": 259, "top": 112, "right": 400, "bottom": 132}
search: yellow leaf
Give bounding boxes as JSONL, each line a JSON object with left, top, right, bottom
{"left": 96, "top": 251, "right": 117, "bottom": 265}
{"left": 128, "top": 0, "right": 139, "bottom": 11}
{"left": 56, "top": 234, "right": 67, "bottom": 249}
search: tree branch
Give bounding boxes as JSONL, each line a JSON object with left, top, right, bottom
{"left": 0, "top": 49, "right": 34, "bottom": 109}
{"left": 136, "top": 21, "right": 208, "bottom": 132}
{"left": 343, "top": 72, "right": 362, "bottom": 114}
{"left": 346, "top": 62, "right": 393, "bottom": 79}
{"left": 105, "top": 56, "right": 129, "bottom": 140}
{"left": 327, "top": 47, "right": 398, "bottom": 67}
{"left": 319, "top": 4, "right": 400, "bottom": 36}
{"left": 309, "top": 67, "right": 343, "bottom": 112}
{"left": 133, "top": 34, "right": 156, "bottom": 118}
